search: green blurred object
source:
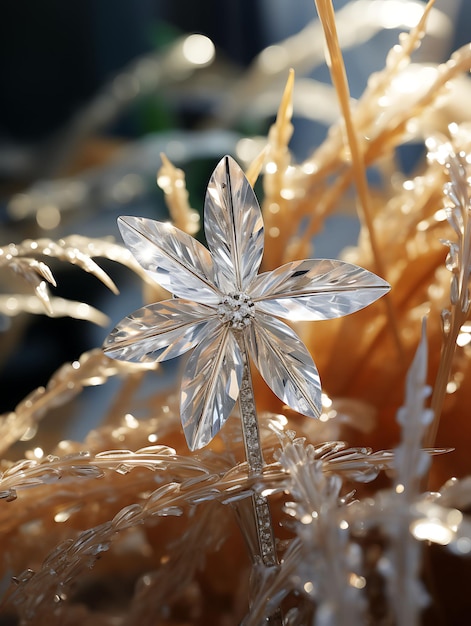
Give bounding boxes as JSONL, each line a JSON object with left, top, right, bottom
{"left": 136, "top": 93, "right": 178, "bottom": 135}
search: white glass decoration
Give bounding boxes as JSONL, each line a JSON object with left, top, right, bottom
{"left": 103, "top": 155, "right": 389, "bottom": 451}
{"left": 103, "top": 155, "right": 389, "bottom": 587}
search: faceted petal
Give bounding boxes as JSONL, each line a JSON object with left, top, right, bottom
{"left": 118, "top": 216, "right": 220, "bottom": 304}
{"left": 103, "top": 299, "right": 217, "bottom": 363}
{"left": 204, "top": 156, "right": 264, "bottom": 292}
{"left": 248, "top": 313, "right": 322, "bottom": 419}
{"left": 251, "top": 259, "right": 390, "bottom": 321}
{"left": 181, "top": 325, "right": 243, "bottom": 451}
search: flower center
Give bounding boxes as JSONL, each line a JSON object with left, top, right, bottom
{"left": 217, "top": 293, "right": 255, "bottom": 330}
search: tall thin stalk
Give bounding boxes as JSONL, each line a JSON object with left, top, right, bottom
{"left": 313, "top": 0, "right": 404, "bottom": 360}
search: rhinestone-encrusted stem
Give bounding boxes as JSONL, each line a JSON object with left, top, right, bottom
{"left": 237, "top": 334, "right": 279, "bottom": 558}
{"left": 237, "top": 336, "right": 282, "bottom": 624}
{"left": 239, "top": 356, "right": 278, "bottom": 566}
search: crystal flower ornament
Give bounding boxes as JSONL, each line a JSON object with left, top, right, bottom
{"left": 103, "top": 156, "right": 389, "bottom": 450}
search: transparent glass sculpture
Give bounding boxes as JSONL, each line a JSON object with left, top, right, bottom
{"left": 103, "top": 156, "right": 389, "bottom": 450}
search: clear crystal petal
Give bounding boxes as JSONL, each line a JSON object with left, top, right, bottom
{"left": 248, "top": 313, "right": 322, "bottom": 418}
{"left": 204, "top": 156, "right": 264, "bottom": 292}
{"left": 251, "top": 259, "right": 390, "bottom": 321}
{"left": 103, "top": 299, "right": 217, "bottom": 363}
{"left": 181, "top": 325, "right": 243, "bottom": 451}
{"left": 118, "top": 216, "right": 220, "bottom": 304}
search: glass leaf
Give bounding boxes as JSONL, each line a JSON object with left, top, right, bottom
{"left": 181, "top": 325, "right": 243, "bottom": 450}
{"left": 251, "top": 259, "right": 390, "bottom": 321}
{"left": 248, "top": 313, "right": 322, "bottom": 418}
{"left": 103, "top": 299, "right": 217, "bottom": 363}
{"left": 204, "top": 156, "right": 264, "bottom": 293}
{"left": 118, "top": 216, "right": 220, "bottom": 304}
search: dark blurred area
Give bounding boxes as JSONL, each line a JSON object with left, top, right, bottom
{"left": 0, "top": 0, "right": 271, "bottom": 414}
{"left": 0, "top": 0, "right": 467, "bottom": 417}
{"left": 0, "top": 1, "right": 266, "bottom": 148}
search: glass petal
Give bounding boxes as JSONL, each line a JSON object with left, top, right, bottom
{"left": 204, "top": 156, "right": 264, "bottom": 292}
{"left": 251, "top": 259, "right": 390, "bottom": 321}
{"left": 248, "top": 313, "right": 322, "bottom": 419}
{"left": 118, "top": 216, "right": 220, "bottom": 304}
{"left": 103, "top": 299, "right": 217, "bottom": 363}
{"left": 181, "top": 325, "right": 243, "bottom": 450}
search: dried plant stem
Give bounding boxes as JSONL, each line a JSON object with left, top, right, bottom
{"left": 425, "top": 143, "right": 471, "bottom": 451}
{"left": 349, "top": 0, "right": 436, "bottom": 133}
{"left": 314, "top": 0, "right": 403, "bottom": 359}
{"left": 237, "top": 335, "right": 282, "bottom": 625}
{"left": 263, "top": 69, "right": 295, "bottom": 270}
{"left": 157, "top": 153, "right": 200, "bottom": 235}
{"left": 245, "top": 145, "right": 269, "bottom": 188}
{"left": 425, "top": 309, "right": 466, "bottom": 449}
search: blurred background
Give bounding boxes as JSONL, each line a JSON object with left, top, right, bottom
{"left": 0, "top": 0, "right": 466, "bottom": 425}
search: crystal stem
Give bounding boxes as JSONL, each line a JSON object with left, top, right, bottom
{"left": 237, "top": 336, "right": 283, "bottom": 624}
{"left": 238, "top": 335, "right": 278, "bottom": 568}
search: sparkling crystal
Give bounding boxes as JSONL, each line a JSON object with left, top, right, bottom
{"left": 103, "top": 155, "right": 390, "bottom": 450}
{"left": 217, "top": 293, "right": 255, "bottom": 329}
